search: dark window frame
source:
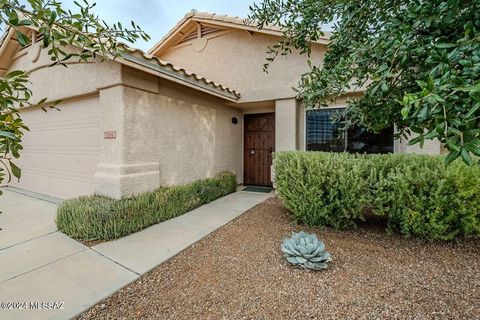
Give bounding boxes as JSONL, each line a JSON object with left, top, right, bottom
{"left": 305, "top": 107, "right": 395, "bottom": 154}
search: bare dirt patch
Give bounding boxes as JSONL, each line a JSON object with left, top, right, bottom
{"left": 78, "top": 198, "right": 480, "bottom": 320}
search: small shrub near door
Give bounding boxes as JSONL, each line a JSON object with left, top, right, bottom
{"left": 56, "top": 171, "right": 237, "bottom": 241}
{"left": 274, "top": 152, "right": 480, "bottom": 241}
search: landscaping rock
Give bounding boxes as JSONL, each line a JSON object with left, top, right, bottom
{"left": 78, "top": 198, "right": 480, "bottom": 320}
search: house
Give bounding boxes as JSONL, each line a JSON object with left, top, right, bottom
{"left": 0, "top": 11, "right": 441, "bottom": 200}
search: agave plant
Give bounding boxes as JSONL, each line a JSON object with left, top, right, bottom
{"left": 281, "top": 231, "right": 331, "bottom": 271}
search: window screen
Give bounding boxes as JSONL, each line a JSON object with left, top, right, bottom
{"left": 306, "top": 108, "right": 394, "bottom": 154}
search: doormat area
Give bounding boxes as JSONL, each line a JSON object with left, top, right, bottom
{"left": 242, "top": 186, "right": 273, "bottom": 193}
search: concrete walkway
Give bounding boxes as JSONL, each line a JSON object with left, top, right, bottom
{"left": 0, "top": 188, "right": 271, "bottom": 320}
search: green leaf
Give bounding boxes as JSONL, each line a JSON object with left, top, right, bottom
{"left": 446, "top": 140, "right": 461, "bottom": 152}
{"left": 465, "top": 143, "right": 480, "bottom": 157}
{"left": 410, "top": 127, "right": 424, "bottom": 134}
{"left": 436, "top": 43, "right": 457, "bottom": 49}
{"left": 460, "top": 148, "right": 473, "bottom": 166}
{"left": 49, "top": 11, "right": 57, "bottom": 25}
{"left": 6, "top": 70, "right": 25, "bottom": 78}
{"left": 424, "top": 130, "right": 439, "bottom": 139}
{"left": 455, "top": 82, "right": 480, "bottom": 92}
{"left": 18, "top": 19, "right": 33, "bottom": 26}
{"left": 465, "top": 103, "right": 480, "bottom": 118}
{"left": 43, "top": 33, "right": 50, "bottom": 48}
{"left": 381, "top": 82, "right": 389, "bottom": 92}
{"left": 9, "top": 161, "right": 21, "bottom": 181}
{"left": 427, "top": 77, "right": 435, "bottom": 92}
{"left": 444, "top": 150, "right": 460, "bottom": 165}
{"left": 8, "top": 10, "right": 18, "bottom": 25}
{"left": 16, "top": 31, "right": 30, "bottom": 47}
{"left": 401, "top": 106, "right": 411, "bottom": 119}
{"left": 408, "top": 135, "right": 423, "bottom": 146}
{"left": 0, "top": 131, "right": 18, "bottom": 140}
{"left": 435, "top": 123, "right": 445, "bottom": 136}
{"left": 418, "top": 105, "right": 429, "bottom": 119}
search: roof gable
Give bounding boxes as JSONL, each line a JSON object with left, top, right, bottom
{"left": 148, "top": 10, "right": 331, "bottom": 56}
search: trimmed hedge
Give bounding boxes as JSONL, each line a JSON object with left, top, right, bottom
{"left": 274, "top": 152, "right": 480, "bottom": 241}
{"left": 56, "top": 171, "right": 237, "bottom": 241}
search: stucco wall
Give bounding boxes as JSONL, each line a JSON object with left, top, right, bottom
{"left": 5, "top": 43, "right": 245, "bottom": 198}
{"left": 8, "top": 42, "right": 122, "bottom": 102}
{"left": 275, "top": 98, "right": 299, "bottom": 151}
{"left": 159, "top": 31, "right": 442, "bottom": 156}
{"left": 159, "top": 30, "right": 326, "bottom": 103}
{"left": 95, "top": 66, "right": 244, "bottom": 198}
{"left": 395, "top": 135, "right": 441, "bottom": 155}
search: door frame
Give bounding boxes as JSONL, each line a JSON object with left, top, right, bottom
{"left": 243, "top": 112, "right": 275, "bottom": 187}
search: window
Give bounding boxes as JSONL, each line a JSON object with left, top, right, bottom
{"left": 306, "top": 108, "right": 394, "bottom": 154}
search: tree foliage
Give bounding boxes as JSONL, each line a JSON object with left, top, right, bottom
{"left": 249, "top": 0, "right": 480, "bottom": 164}
{"left": 0, "top": 0, "right": 149, "bottom": 193}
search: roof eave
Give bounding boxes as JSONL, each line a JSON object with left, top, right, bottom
{"left": 148, "top": 13, "right": 331, "bottom": 56}
{"left": 191, "top": 17, "right": 330, "bottom": 44}
{"left": 147, "top": 17, "right": 194, "bottom": 55}
{"left": 120, "top": 54, "right": 240, "bottom": 102}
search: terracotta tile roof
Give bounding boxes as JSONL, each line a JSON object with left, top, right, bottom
{"left": 149, "top": 10, "right": 332, "bottom": 55}
{"left": 119, "top": 43, "right": 240, "bottom": 100}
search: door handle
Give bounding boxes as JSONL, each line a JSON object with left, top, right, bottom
{"left": 250, "top": 150, "right": 255, "bottom": 155}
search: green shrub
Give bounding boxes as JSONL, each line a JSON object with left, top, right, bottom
{"left": 274, "top": 152, "right": 480, "bottom": 241}
{"left": 56, "top": 171, "right": 237, "bottom": 241}
{"left": 273, "top": 152, "right": 369, "bottom": 229}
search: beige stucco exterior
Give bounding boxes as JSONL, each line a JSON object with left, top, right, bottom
{"left": 1, "top": 12, "right": 441, "bottom": 199}
{"left": 6, "top": 42, "right": 118, "bottom": 199}
{"left": 160, "top": 30, "right": 325, "bottom": 103}
{"left": 155, "top": 21, "right": 440, "bottom": 156}
{"left": 95, "top": 67, "right": 243, "bottom": 198}
{"left": 4, "top": 38, "right": 243, "bottom": 199}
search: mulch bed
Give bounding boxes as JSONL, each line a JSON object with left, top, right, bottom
{"left": 78, "top": 198, "right": 480, "bottom": 320}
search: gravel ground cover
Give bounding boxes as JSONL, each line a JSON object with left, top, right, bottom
{"left": 78, "top": 198, "right": 480, "bottom": 320}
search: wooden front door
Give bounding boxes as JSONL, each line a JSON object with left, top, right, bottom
{"left": 244, "top": 113, "right": 275, "bottom": 187}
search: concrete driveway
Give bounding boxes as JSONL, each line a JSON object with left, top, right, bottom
{"left": 0, "top": 190, "right": 138, "bottom": 320}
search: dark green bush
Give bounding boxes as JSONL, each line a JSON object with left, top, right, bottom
{"left": 56, "top": 171, "right": 237, "bottom": 241}
{"left": 274, "top": 152, "right": 480, "bottom": 241}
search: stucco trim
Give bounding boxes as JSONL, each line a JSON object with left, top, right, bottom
{"left": 97, "top": 82, "right": 159, "bottom": 95}
{"left": 96, "top": 162, "right": 160, "bottom": 176}
{"left": 95, "top": 170, "right": 160, "bottom": 199}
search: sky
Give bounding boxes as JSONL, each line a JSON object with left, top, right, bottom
{"left": 58, "top": 0, "right": 255, "bottom": 51}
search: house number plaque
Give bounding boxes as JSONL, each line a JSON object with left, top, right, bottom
{"left": 104, "top": 131, "right": 117, "bottom": 139}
